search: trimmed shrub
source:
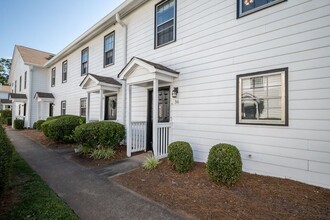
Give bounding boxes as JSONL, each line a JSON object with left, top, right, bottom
{"left": 47, "top": 115, "right": 85, "bottom": 143}
{"left": 206, "top": 143, "right": 242, "bottom": 186}
{"left": 168, "top": 141, "right": 194, "bottom": 173}
{"left": 74, "top": 121, "right": 125, "bottom": 148}
{"left": 0, "top": 110, "right": 12, "bottom": 124}
{"left": 41, "top": 119, "right": 55, "bottom": 137}
{"left": 33, "top": 120, "right": 46, "bottom": 130}
{"left": 13, "top": 119, "right": 24, "bottom": 129}
{"left": 6, "top": 117, "right": 12, "bottom": 126}
{"left": 0, "top": 126, "right": 14, "bottom": 195}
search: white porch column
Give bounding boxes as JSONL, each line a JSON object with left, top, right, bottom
{"left": 126, "top": 84, "right": 132, "bottom": 157}
{"left": 40, "top": 101, "right": 43, "bottom": 120}
{"left": 99, "top": 89, "right": 104, "bottom": 121}
{"left": 86, "top": 92, "right": 90, "bottom": 123}
{"left": 36, "top": 101, "right": 40, "bottom": 120}
{"left": 152, "top": 79, "right": 159, "bottom": 157}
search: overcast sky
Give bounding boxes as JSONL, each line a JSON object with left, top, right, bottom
{"left": 0, "top": 0, "right": 125, "bottom": 59}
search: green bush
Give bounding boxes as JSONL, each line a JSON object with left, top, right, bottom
{"left": 0, "top": 126, "right": 14, "bottom": 195}
{"left": 41, "top": 119, "right": 55, "bottom": 137}
{"left": 0, "top": 110, "right": 12, "bottom": 124}
{"left": 33, "top": 120, "right": 46, "bottom": 130}
{"left": 6, "top": 117, "right": 12, "bottom": 126}
{"left": 74, "top": 121, "right": 125, "bottom": 148}
{"left": 13, "top": 119, "right": 24, "bottom": 129}
{"left": 168, "top": 141, "right": 194, "bottom": 173}
{"left": 206, "top": 143, "right": 242, "bottom": 186}
{"left": 47, "top": 116, "right": 85, "bottom": 143}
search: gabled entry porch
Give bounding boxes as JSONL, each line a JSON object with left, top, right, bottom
{"left": 9, "top": 93, "right": 27, "bottom": 128}
{"left": 118, "top": 57, "right": 179, "bottom": 158}
{"left": 34, "top": 92, "right": 55, "bottom": 120}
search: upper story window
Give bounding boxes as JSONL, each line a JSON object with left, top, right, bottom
{"left": 238, "top": 0, "right": 286, "bottom": 17}
{"left": 236, "top": 68, "right": 288, "bottom": 126}
{"left": 104, "top": 32, "right": 115, "bottom": 67}
{"left": 19, "top": 76, "right": 22, "bottom": 92}
{"left": 14, "top": 80, "right": 17, "bottom": 93}
{"left": 81, "top": 47, "right": 89, "bottom": 76}
{"left": 62, "top": 60, "right": 68, "bottom": 83}
{"left": 51, "top": 67, "right": 56, "bottom": 87}
{"left": 155, "top": 0, "right": 176, "bottom": 48}
{"left": 80, "top": 98, "right": 87, "bottom": 117}
{"left": 61, "top": 101, "right": 66, "bottom": 115}
{"left": 24, "top": 71, "right": 27, "bottom": 89}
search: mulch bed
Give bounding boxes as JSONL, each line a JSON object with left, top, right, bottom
{"left": 113, "top": 160, "right": 330, "bottom": 220}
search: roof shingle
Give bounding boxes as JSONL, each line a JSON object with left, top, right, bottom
{"left": 16, "top": 45, "right": 54, "bottom": 66}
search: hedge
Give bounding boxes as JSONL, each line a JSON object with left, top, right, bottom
{"left": 74, "top": 121, "right": 125, "bottom": 148}
{"left": 41, "top": 120, "right": 55, "bottom": 137}
{"left": 47, "top": 115, "right": 86, "bottom": 143}
{"left": 0, "top": 126, "right": 14, "bottom": 195}
{"left": 6, "top": 117, "right": 12, "bottom": 126}
{"left": 0, "top": 110, "right": 12, "bottom": 124}
{"left": 14, "top": 119, "right": 24, "bottom": 129}
{"left": 33, "top": 120, "right": 46, "bottom": 130}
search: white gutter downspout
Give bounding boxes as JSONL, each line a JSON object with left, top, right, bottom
{"left": 116, "top": 13, "right": 127, "bottom": 126}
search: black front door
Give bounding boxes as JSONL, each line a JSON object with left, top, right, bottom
{"left": 146, "top": 87, "right": 170, "bottom": 151}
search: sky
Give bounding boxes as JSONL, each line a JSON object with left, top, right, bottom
{"left": 0, "top": 0, "right": 125, "bottom": 59}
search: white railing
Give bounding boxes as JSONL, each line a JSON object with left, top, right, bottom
{"left": 131, "top": 121, "right": 147, "bottom": 153}
{"left": 155, "top": 123, "right": 171, "bottom": 158}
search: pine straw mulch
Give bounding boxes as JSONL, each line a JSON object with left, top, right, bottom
{"left": 113, "top": 160, "right": 330, "bottom": 220}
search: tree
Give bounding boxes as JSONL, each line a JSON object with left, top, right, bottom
{"left": 0, "top": 58, "right": 11, "bottom": 85}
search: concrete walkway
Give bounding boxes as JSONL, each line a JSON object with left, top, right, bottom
{"left": 6, "top": 129, "right": 185, "bottom": 220}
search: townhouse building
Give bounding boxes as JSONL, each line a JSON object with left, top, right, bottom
{"left": 9, "top": 0, "right": 330, "bottom": 188}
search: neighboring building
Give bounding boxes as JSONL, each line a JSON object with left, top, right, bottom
{"left": 8, "top": 45, "right": 54, "bottom": 127}
{"left": 9, "top": 0, "right": 330, "bottom": 188}
{"left": 0, "top": 84, "right": 12, "bottom": 110}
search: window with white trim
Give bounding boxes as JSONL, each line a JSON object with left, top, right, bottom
{"left": 61, "top": 101, "right": 66, "bottom": 115}
{"left": 51, "top": 67, "right": 56, "bottom": 87}
{"left": 155, "top": 0, "right": 176, "bottom": 48}
{"left": 237, "top": 68, "right": 288, "bottom": 125}
{"left": 238, "top": 0, "right": 286, "bottom": 17}
{"left": 80, "top": 98, "right": 87, "bottom": 117}
{"left": 104, "top": 32, "right": 115, "bottom": 66}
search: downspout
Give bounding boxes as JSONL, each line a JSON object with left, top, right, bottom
{"left": 115, "top": 13, "right": 127, "bottom": 126}
{"left": 28, "top": 66, "right": 33, "bottom": 128}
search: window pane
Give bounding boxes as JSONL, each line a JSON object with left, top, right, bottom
{"left": 105, "top": 35, "right": 114, "bottom": 52}
{"left": 105, "top": 50, "right": 113, "bottom": 65}
{"left": 157, "top": 26, "right": 174, "bottom": 46}
{"left": 157, "top": 0, "right": 174, "bottom": 25}
{"left": 242, "top": 0, "right": 277, "bottom": 13}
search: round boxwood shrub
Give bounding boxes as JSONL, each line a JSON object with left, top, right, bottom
{"left": 47, "top": 115, "right": 85, "bottom": 143}
{"left": 41, "top": 119, "right": 55, "bottom": 137}
{"left": 74, "top": 121, "right": 125, "bottom": 148}
{"left": 206, "top": 143, "right": 242, "bottom": 186}
{"left": 13, "top": 119, "right": 24, "bottom": 129}
{"left": 33, "top": 120, "right": 46, "bottom": 130}
{"left": 168, "top": 141, "right": 194, "bottom": 173}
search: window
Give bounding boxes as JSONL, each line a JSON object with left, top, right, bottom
{"left": 19, "top": 76, "right": 22, "bottom": 92}
{"left": 15, "top": 80, "right": 17, "bottom": 93}
{"left": 49, "top": 103, "right": 54, "bottom": 117}
{"left": 105, "top": 95, "right": 117, "bottom": 120}
{"left": 236, "top": 68, "right": 288, "bottom": 126}
{"left": 104, "top": 32, "right": 115, "bottom": 67}
{"left": 81, "top": 47, "right": 89, "bottom": 75}
{"left": 237, "top": 0, "right": 286, "bottom": 17}
{"left": 24, "top": 71, "right": 27, "bottom": 89}
{"left": 80, "top": 98, "right": 87, "bottom": 117}
{"left": 155, "top": 0, "right": 176, "bottom": 48}
{"left": 23, "top": 104, "right": 26, "bottom": 116}
{"left": 51, "top": 67, "right": 56, "bottom": 87}
{"left": 62, "top": 60, "right": 68, "bottom": 83}
{"left": 18, "top": 104, "right": 21, "bottom": 115}
{"left": 61, "top": 101, "right": 66, "bottom": 115}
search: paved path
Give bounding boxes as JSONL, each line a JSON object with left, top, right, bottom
{"left": 6, "top": 129, "right": 185, "bottom": 220}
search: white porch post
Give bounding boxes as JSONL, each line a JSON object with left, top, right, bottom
{"left": 37, "top": 101, "right": 40, "bottom": 120}
{"left": 40, "top": 101, "right": 43, "bottom": 120}
{"left": 126, "top": 84, "right": 132, "bottom": 157}
{"left": 152, "top": 79, "right": 159, "bottom": 157}
{"left": 86, "top": 92, "right": 90, "bottom": 123}
{"left": 99, "top": 89, "right": 104, "bottom": 121}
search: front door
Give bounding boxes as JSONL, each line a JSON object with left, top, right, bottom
{"left": 146, "top": 87, "right": 170, "bottom": 151}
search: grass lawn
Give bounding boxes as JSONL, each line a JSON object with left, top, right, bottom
{"left": 0, "top": 151, "right": 79, "bottom": 220}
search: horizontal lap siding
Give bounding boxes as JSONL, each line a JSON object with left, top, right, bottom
{"left": 127, "top": 0, "right": 330, "bottom": 188}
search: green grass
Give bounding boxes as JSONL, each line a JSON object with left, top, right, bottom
{"left": 2, "top": 152, "right": 79, "bottom": 220}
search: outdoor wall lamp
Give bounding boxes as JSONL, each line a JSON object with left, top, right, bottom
{"left": 172, "top": 87, "right": 178, "bottom": 98}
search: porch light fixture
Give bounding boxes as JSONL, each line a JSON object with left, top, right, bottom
{"left": 172, "top": 87, "right": 178, "bottom": 98}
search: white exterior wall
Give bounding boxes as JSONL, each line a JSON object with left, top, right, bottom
{"left": 46, "top": 0, "right": 330, "bottom": 188}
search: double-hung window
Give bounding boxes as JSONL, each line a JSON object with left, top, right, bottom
{"left": 238, "top": 0, "right": 286, "bottom": 17}
{"left": 81, "top": 47, "right": 89, "bottom": 75}
{"left": 19, "top": 76, "right": 22, "bottom": 92}
{"left": 80, "top": 98, "right": 87, "bottom": 117}
{"left": 237, "top": 68, "right": 288, "bottom": 126}
{"left": 61, "top": 101, "right": 66, "bottom": 115}
{"left": 24, "top": 71, "right": 27, "bottom": 89}
{"left": 62, "top": 60, "right": 68, "bottom": 83}
{"left": 155, "top": 0, "right": 176, "bottom": 48}
{"left": 51, "top": 67, "right": 56, "bottom": 87}
{"left": 104, "top": 32, "right": 115, "bottom": 67}
{"left": 14, "top": 81, "right": 16, "bottom": 93}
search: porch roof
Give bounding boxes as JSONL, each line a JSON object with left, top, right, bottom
{"left": 9, "top": 93, "right": 27, "bottom": 103}
{"left": 0, "top": 99, "right": 12, "bottom": 104}
{"left": 34, "top": 92, "right": 55, "bottom": 102}
{"left": 80, "top": 73, "right": 122, "bottom": 93}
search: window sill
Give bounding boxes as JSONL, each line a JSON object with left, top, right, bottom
{"left": 237, "top": 120, "right": 288, "bottom": 126}
{"left": 104, "top": 63, "right": 114, "bottom": 68}
{"left": 237, "top": 0, "right": 287, "bottom": 19}
{"left": 155, "top": 39, "right": 176, "bottom": 50}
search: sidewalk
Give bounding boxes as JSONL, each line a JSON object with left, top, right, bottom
{"left": 6, "top": 129, "right": 185, "bottom": 220}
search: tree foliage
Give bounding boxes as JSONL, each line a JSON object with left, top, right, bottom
{"left": 0, "top": 58, "right": 11, "bottom": 85}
